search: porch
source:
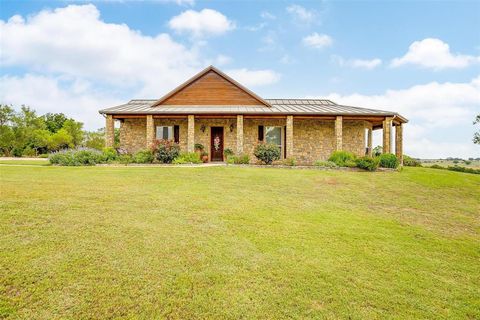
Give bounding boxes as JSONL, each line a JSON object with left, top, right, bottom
{"left": 105, "top": 114, "right": 404, "bottom": 164}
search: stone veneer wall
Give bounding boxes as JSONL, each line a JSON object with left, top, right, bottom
{"left": 120, "top": 117, "right": 367, "bottom": 164}
{"left": 119, "top": 119, "right": 146, "bottom": 153}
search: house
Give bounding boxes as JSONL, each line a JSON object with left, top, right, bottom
{"left": 99, "top": 66, "right": 407, "bottom": 164}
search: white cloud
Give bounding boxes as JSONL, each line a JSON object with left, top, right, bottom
{"left": 0, "top": 74, "right": 122, "bottom": 130}
{"left": 286, "top": 4, "right": 316, "bottom": 24}
{"left": 391, "top": 38, "right": 480, "bottom": 70}
{"left": 302, "top": 32, "right": 332, "bottom": 49}
{"left": 260, "top": 11, "right": 276, "bottom": 20}
{"left": 225, "top": 69, "right": 281, "bottom": 87}
{"left": 168, "top": 9, "right": 235, "bottom": 37}
{"left": 0, "top": 4, "right": 200, "bottom": 92}
{"left": 214, "top": 54, "right": 232, "bottom": 66}
{"left": 332, "top": 55, "right": 382, "bottom": 69}
{"left": 323, "top": 77, "right": 480, "bottom": 158}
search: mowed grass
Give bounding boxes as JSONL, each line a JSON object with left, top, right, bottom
{"left": 0, "top": 166, "right": 479, "bottom": 319}
{"left": 0, "top": 159, "right": 50, "bottom": 166}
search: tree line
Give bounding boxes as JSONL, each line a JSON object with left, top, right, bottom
{"left": 0, "top": 105, "right": 115, "bottom": 157}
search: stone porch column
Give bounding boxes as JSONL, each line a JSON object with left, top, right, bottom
{"left": 236, "top": 115, "right": 244, "bottom": 154}
{"left": 367, "top": 127, "right": 373, "bottom": 156}
{"left": 187, "top": 115, "right": 195, "bottom": 152}
{"left": 395, "top": 123, "right": 403, "bottom": 165}
{"left": 383, "top": 117, "right": 392, "bottom": 154}
{"left": 146, "top": 115, "right": 155, "bottom": 148}
{"left": 105, "top": 114, "right": 114, "bottom": 148}
{"left": 286, "top": 115, "right": 294, "bottom": 158}
{"left": 335, "top": 116, "right": 343, "bottom": 151}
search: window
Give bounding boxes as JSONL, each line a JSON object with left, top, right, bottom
{"left": 156, "top": 126, "right": 174, "bottom": 140}
{"left": 265, "top": 126, "right": 283, "bottom": 157}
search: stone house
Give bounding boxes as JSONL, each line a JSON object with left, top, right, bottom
{"left": 99, "top": 66, "right": 407, "bottom": 164}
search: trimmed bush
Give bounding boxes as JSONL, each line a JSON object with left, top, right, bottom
{"left": 355, "top": 156, "right": 379, "bottom": 171}
{"left": 378, "top": 153, "right": 400, "bottom": 168}
{"left": 282, "top": 157, "right": 296, "bottom": 166}
{"left": 328, "top": 151, "right": 356, "bottom": 167}
{"left": 153, "top": 140, "right": 180, "bottom": 164}
{"left": 133, "top": 149, "right": 154, "bottom": 164}
{"left": 254, "top": 143, "right": 281, "bottom": 165}
{"left": 314, "top": 160, "right": 337, "bottom": 168}
{"left": 102, "top": 147, "right": 118, "bottom": 162}
{"left": 49, "top": 148, "right": 103, "bottom": 166}
{"left": 345, "top": 160, "right": 357, "bottom": 168}
{"left": 172, "top": 152, "right": 202, "bottom": 164}
{"left": 403, "top": 155, "right": 422, "bottom": 167}
{"left": 227, "top": 154, "right": 250, "bottom": 164}
{"left": 118, "top": 154, "right": 133, "bottom": 165}
{"left": 223, "top": 148, "right": 234, "bottom": 158}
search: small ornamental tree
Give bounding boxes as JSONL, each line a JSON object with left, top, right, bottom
{"left": 254, "top": 143, "right": 281, "bottom": 164}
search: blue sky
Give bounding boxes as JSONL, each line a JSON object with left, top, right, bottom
{"left": 1, "top": 0, "right": 479, "bottom": 158}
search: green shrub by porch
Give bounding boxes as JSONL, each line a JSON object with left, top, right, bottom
{"left": 254, "top": 143, "right": 281, "bottom": 164}
{"left": 328, "top": 151, "right": 356, "bottom": 167}
{"left": 378, "top": 153, "right": 400, "bottom": 168}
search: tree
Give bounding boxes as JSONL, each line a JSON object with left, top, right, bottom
{"left": 474, "top": 114, "right": 480, "bottom": 145}
{"left": 0, "top": 105, "right": 15, "bottom": 155}
{"left": 62, "top": 119, "right": 84, "bottom": 146}
{"left": 30, "top": 129, "right": 52, "bottom": 155}
{"left": 84, "top": 129, "right": 105, "bottom": 150}
{"left": 49, "top": 128, "right": 73, "bottom": 151}
{"left": 44, "top": 113, "right": 68, "bottom": 133}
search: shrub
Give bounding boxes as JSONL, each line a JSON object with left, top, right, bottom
{"left": 153, "top": 139, "right": 180, "bottom": 164}
{"left": 133, "top": 149, "right": 154, "bottom": 164}
{"left": 282, "top": 157, "right": 296, "bottom": 166}
{"left": 355, "top": 156, "right": 379, "bottom": 171}
{"left": 403, "top": 155, "right": 422, "bottom": 167}
{"left": 227, "top": 154, "right": 250, "bottom": 164}
{"left": 314, "top": 160, "right": 337, "bottom": 168}
{"left": 430, "top": 164, "right": 444, "bottom": 169}
{"left": 378, "top": 153, "right": 400, "bottom": 168}
{"left": 38, "top": 153, "right": 49, "bottom": 158}
{"left": 118, "top": 154, "right": 133, "bottom": 165}
{"left": 223, "top": 148, "right": 234, "bottom": 158}
{"left": 102, "top": 147, "right": 118, "bottom": 162}
{"left": 328, "top": 151, "right": 356, "bottom": 167}
{"left": 254, "top": 143, "right": 281, "bottom": 164}
{"left": 22, "top": 146, "right": 36, "bottom": 157}
{"left": 345, "top": 160, "right": 357, "bottom": 168}
{"left": 172, "top": 152, "right": 202, "bottom": 164}
{"left": 49, "top": 148, "right": 103, "bottom": 166}
{"left": 447, "top": 165, "right": 480, "bottom": 175}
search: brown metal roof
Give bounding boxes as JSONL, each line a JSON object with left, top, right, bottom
{"left": 99, "top": 98, "right": 408, "bottom": 123}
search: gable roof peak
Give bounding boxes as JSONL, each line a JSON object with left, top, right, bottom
{"left": 152, "top": 65, "right": 271, "bottom": 107}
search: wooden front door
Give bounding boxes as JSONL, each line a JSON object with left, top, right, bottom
{"left": 210, "top": 127, "right": 224, "bottom": 161}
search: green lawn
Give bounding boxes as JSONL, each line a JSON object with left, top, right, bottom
{"left": 0, "top": 166, "right": 479, "bottom": 319}
{"left": 0, "top": 159, "right": 50, "bottom": 166}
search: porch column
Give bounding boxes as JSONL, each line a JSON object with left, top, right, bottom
{"left": 105, "top": 114, "right": 114, "bottom": 148}
{"left": 367, "top": 127, "right": 373, "bottom": 156}
{"left": 286, "top": 115, "right": 294, "bottom": 158}
{"left": 395, "top": 123, "right": 403, "bottom": 165}
{"left": 335, "top": 116, "right": 343, "bottom": 151}
{"left": 146, "top": 115, "right": 155, "bottom": 148}
{"left": 236, "top": 115, "right": 244, "bottom": 154}
{"left": 187, "top": 115, "right": 195, "bottom": 153}
{"left": 382, "top": 117, "right": 392, "bottom": 154}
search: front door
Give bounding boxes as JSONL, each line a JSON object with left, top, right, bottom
{"left": 210, "top": 127, "right": 224, "bottom": 161}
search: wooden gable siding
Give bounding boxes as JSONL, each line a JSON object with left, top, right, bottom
{"left": 159, "top": 70, "right": 264, "bottom": 106}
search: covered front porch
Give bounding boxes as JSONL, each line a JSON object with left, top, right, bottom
{"left": 105, "top": 114, "right": 404, "bottom": 164}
